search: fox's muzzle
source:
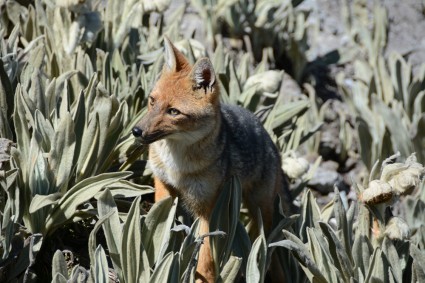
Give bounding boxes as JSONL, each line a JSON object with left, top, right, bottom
{"left": 132, "top": 126, "right": 167, "bottom": 144}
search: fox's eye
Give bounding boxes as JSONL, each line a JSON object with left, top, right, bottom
{"left": 167, "top": 108, "right": 181, "bottom": 116}
{"left": 149, "top": 96, "right": 155, "bottom": 106}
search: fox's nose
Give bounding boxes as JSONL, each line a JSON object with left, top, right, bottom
{"left": 132, "top": 127, "right": 143, "bottom": 137}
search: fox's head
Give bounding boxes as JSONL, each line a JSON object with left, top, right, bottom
{"left": 132, "top": 37, "right": 220, "bottom": 145}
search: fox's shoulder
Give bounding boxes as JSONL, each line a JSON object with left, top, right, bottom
{"left": 220, "top": 104, "right": 264, "bottom": 129}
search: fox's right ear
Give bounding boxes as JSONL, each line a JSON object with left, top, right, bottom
{"left": 191, "top": 58, "right": 216, "bottom": 94}
{"left": 163, "top": 36, "right": 189, "bottom": 72}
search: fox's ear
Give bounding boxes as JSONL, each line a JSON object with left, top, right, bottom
{"left": 191, "top": 58, "right": 216, "bottom": 93}
{"left": 163, "top": 36, "right": 189, "bottom": 72}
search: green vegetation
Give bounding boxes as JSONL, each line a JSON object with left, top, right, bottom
{"left": 0, "top": 0, "right": 424, "bottom": 282}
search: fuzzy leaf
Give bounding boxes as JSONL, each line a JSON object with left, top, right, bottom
{"left": 141, "top": 196, "right": 177, "bottom": 265}
{"left": 218, "top": 256, "right": 242, "bottom": 283}
{"left": 121, "top": 196, "right": 150, "bottom": 282}
{"left": 97, "top": 189, "right": 123, "bottom": 278}
{"left": 94, "top": 245, "right": 109, "bottom": 283}
{"left": 45, "top": 172, "right": 132, "bottom": 235}
{"left": 150, "top": 252, "right": 180, "bottom": 283}
{"left": 210, "top": 176, "right": 242, "bottom": 272}
{"left": 246, "top": 234, "right": 267, "bottom": 283}
{"left": 52, "top": 250, "right": 68, "bottom": 280}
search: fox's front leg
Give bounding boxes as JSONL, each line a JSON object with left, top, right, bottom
{"left": 196, "top": 218, "right": 215, "bottom": 283}
{"left": 154, "top": 177, "right": 175, "bottom": 202}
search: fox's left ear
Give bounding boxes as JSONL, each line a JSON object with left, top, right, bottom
{"left": 191, "top": 58, "right": 216, "bottom": 94}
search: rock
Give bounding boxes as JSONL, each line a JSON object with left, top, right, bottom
{"left": 308, "top": 161, "right": 347, "bottom": 193}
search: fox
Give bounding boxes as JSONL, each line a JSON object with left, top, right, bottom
{"left": 132, "top": 37, "right": 292, "bottom": 282}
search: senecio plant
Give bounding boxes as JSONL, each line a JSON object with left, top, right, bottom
{"left": 271, "top": 153, "right": 425, "bottom": 283}
{"left": 1, "top": 0, "right": 425, "bottom": 283}
{"left": 360, "top": 153, "right": 424, "bottom": 243}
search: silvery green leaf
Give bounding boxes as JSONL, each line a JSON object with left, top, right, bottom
{"left": 179, "top": 218, "right": 201, "bottom": 278}
{"left": 45, "top": 172, "right": 132, "bottom": 235}
{"left": 102, "top": 180, "right": 154, "bottom": 198}
{"left": 212, "top": 41, "right": 226, "bottom": 75}
{"left": 138, "top": 48, "right": 163, "bottom": 65}
{"left": 97, "top": 189, "right": 123, "bottom": 278}
{"left": 0, "top": 60, "right": 13, "bottom": 139}
{"left": 33, "top": 110, "right": 54, "bottom": 152}
{"left": 333, "top": 189, "right": 353, "bottom": 262}
{"left": 121, "top": 196, "right": 150, "bottom": 282}
{"left": 269, "top": 235, "right": 327, "bottom": 283}
{"left": 306, "top": 228, "right": 340, "bottom": 283}
{"left": 113, "top": 2, "right": 142, "bottom": 48}
{"left": 218, "top": 256, "right": 242, "bottom": 283}
{"left": 364, "top": 248, "right": 389, "bottom": 283}
{"left": 141, "top": 196, "right": 177, "bottom": 264}
{"left": 270, "top": 100, "right": 310, "bottom": 130}
{"left": 150, "top": 252, "right": 180, "bottom": 283}
{"left": 410, "top": 244, "right": 425, "bottom": 282}
{"left": 244, "top": 70, "right": 283, "bottom": 94}
{"left": 52, "top": 250, "right": 68, "bottom": 280}
{"left": 246, "top": 234, "right": 267, "bottom": 283}
{"left": 319, "top": 222, "right": 354, "bottom": 280}
{"left": 299, "top": 190, "right": 321, "bottom": 241}
{"left": 50, "top": 112, "right": 76, "bottom": 193}
{"left": 94, "top": 245, "right": 109, "bottom": 283}
{"left": 29, "top": 192, "right": 62, "bottom": 214}
{"left": 382, "top": 238, "right": 402, "bottom": 283}
{"left": 210, "top": 176, "right": 242, "bottom": 272}
{"left": 88, "top": 209, "right": 115, "bottom": 271}
{"left": 389, "top": 52, "right": 410, "bottom": 108}
{"left": 51, "top": 274, "right": 68, "bottom": 283}
{"left": 230, "top": 221, "right": 252, "bottom": 273}
{"left": 372, "top": 96, "right": 413, "bottom": 158}
{"left": 228, "top": 60, "right": 242, "bottom": 105}
{"left": 76, "top": 114, "right": 100, "bottom": 181}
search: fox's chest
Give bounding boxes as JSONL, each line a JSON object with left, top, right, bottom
{"left": 149, "top": 141, "right": 221, "bottom": 196}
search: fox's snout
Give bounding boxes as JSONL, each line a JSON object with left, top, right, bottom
{"left": 132, "top": 124, "right": 161, "bottom": 145}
